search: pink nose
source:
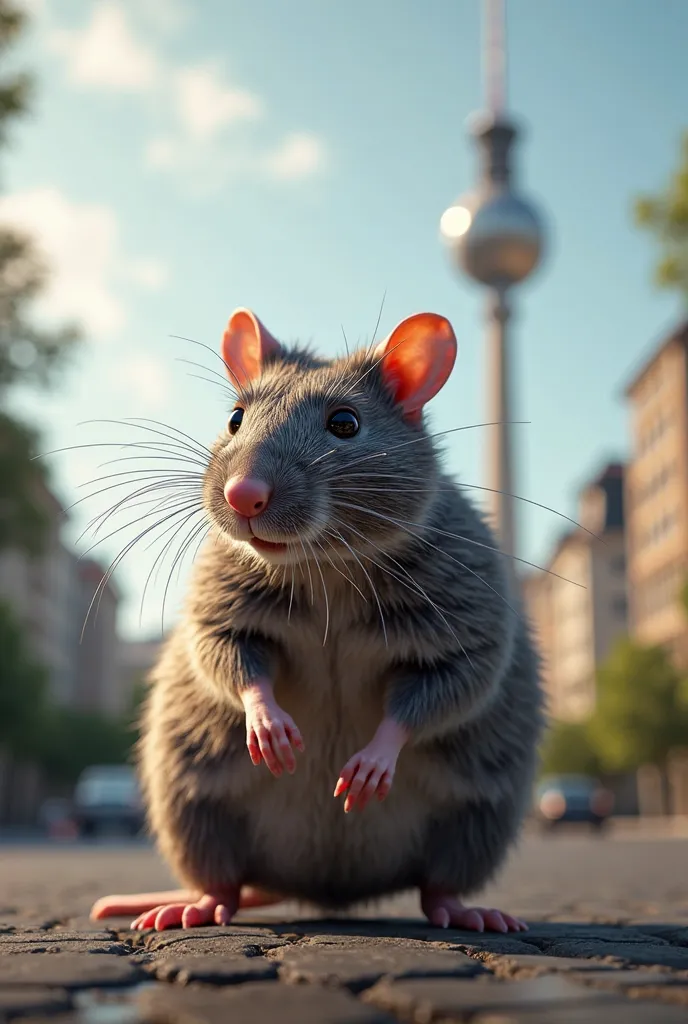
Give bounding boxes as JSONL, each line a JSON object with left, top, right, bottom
{"left": 224, "top": 476, "right": 272, "bottom": 517}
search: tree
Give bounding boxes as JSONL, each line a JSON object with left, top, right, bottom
{"left": 634, "top": 130, "right": 688, "bottom": 305}
{"left": 587, "top": 638, "right": 688, "bottom": 773}
{"left": 0, "top": 599, "right": 48, "bottom": 754}
{"left": 0, "top": 1, "right": 80, "bottom": 553}
{"left": 539, "top": 720, "right": 601, "bottom": 778}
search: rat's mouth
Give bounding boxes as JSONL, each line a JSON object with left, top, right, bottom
{"left": 249, "top": 536, "right": 288, "bottom": 555}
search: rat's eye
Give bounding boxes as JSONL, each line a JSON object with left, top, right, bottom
{"left": 327, "top": 409, "right": 359, "bottom": 439}
{"left": 228, "top": 407, "right": 244, "bottom": 435}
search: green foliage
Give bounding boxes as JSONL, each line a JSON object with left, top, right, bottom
{"left": 634, "top": 130, "right": 688, "bottom": 302}
{"left": 0, "top": 412, "right": 50, "bottom": 553}
{"left": 0, "top": 0, "right": 80, "bottom": 555}
{"left": 0, "top": 599, "right": 47, "bottom": 752}
{"left": 0, "top": 228, "right": 80, "bottom": 394}
{"left": 588, "top": 637, "right": 688, "bottom": 773}
{"left": 539, "top": 719, "right": 601, "bottom": 778}
{"left": 33, "top": 707, "right": 135, "bottom": 786}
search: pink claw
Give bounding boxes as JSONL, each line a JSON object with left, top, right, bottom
{"left": 420, "top": 890, "right": 528, "bottom": 933}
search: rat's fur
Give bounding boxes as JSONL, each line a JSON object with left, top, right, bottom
{"left": 138, "top": 340, "right": 545, "bottom": 909}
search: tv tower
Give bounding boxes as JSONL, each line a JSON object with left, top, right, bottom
{"left": 440, "top": 0, "right": 546, "bottom": 590}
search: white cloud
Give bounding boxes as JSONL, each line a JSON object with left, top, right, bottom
{"left": 265, "top": 133, "right": 327, "bottom": 181}
{"left": 138, "top": 0, "right": 190, "bottom": 34}
{"left": 144, "top": 136, "right": 178, "bottom": 170}
{"left": 174, "top": 64, "right": 263, "bottom": 141}
{"left": 0, "top": 188, "right": 168, "bottom": 337}
{"left": 127, "top": 258, "right": 168, "bottom": 291}
{"left": 113, "top": 354, "right": 172, "bottom": 409}
{"left": 47, "top": 4, "right": 327, "bottom": 193}
{"left": 49, "top": 2, "right": 159, "bottom": 92}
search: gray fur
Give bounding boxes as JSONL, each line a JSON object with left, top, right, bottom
{"left": 138, "top": 340, "right": 545, "bottom": 908}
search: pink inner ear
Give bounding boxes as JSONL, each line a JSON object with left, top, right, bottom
{"left": 374, "top": 313, "right": 457, "bottom": 423}
{"left": 221, "top": 308, "right": 282, "bottom": 388}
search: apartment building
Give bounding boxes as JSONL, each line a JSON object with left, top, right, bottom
{"left": 623, "top": 320, "right": 688, "bottom": 666}
{"left": 0, "top": 473, "right": 121, "bottom": 717}
{"left": 523, "top": 463, "right": 628, "bottom": 721}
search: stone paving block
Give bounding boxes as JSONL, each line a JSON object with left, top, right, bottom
{"left": 527, "top": 937, "right": 688, "bottom": 969}
{"left": 0, "top": 952, "right": 142, "bottom": 989}
{"left": 522, "top": 922, "right": 670, "bottom": 944}
{"left": 148, "top": 954, "right": 279, "bottom": 985}
{"left": 274, "top": 945, "right": 485, "bottom": 991}
{"left": 0, "top": 928, "right": 129, "bottom": 957}
{"left": 485, "top": 953, "right": 627, "bottom": 977}
{"left": 472, "top": 1000, "right": 688, "bottom": 1023}
{"left": 137, "top": 980, "right": 397, "bottom": 1023}
{"left": 631, "top": 924, "right": 688, "bottom": 946}
{"left": 362, "top": 974, "right": 621, "bottom": 1020}
{"left": 446, "top": 935, "right": 545, "bottom": 957}
{"left": 140, "top": 925, "right": 288, "bottom": 958}
{"left": 0, "top": 985, "right": 72, "bottom": 1017}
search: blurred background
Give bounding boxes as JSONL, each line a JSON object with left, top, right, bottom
{"left": 0, "top": 0, "right": 687, "bottom": 837}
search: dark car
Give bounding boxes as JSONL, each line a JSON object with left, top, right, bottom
{"left": 534, "top": 774, "right": 614, "bottom": 831}
{"left": 73, "top": 765, "right": 144, "bottom": 838}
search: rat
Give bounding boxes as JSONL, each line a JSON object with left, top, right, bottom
{"left": 90, "top": 307, "right": 544, "bottom": 933}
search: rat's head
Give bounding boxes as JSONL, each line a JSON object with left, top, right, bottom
{"left": 204, "top": 307, "right": 457, "bottom": 566}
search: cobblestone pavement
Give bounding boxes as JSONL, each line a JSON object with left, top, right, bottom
{"left": 1, "top": 829, "right": 688, "bottom": 1022}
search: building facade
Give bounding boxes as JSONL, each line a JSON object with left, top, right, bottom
{"left": 0, "top": 474, "right": 122, "bottom": 718}
{"left": 623, "top": 321, "right": 688, "bottom": 666}
{"left": 524, "top": 463, "right": 628, "bottom": 721}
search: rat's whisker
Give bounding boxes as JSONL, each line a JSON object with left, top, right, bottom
{"left": 79, "top": 492, "right": 203, "bottom": 557}
{"left": 175, "top": 358, "right": 239, "bottom": 398}
{"left": 78, "top": 480, "right": 202, "bottom": 542}
{"left": 111, "top": 417, "right": 214, "bottom": 459}
{"left": 326, "top": 517, "right": 471, "bottom": 655}
{"left": 299, "top": 539, "right": 315, "bottom": 604}
{"left": 309, "top": 448, "right": 338, "bottom": 468}
{"left": 288, "top": 563, "right": 296, "bottom": 623}
{"left": 96, "top": 452, "right": 206, "bottom": 471}
{"left": 326, "top": 526, "right": 388, "bottom": 647}
{"left": 77, "top": 419, "right": 211, "bottom": 461}
{"left": 93, "top": 489, "right": 201, "bottom": 543}
{"left": 367, "top": 288, "right": 387, "bottom": 355}
{"left": 139, "top": 505, "right": 205, "bottom": 625}
{"left": 169, "top": 334, "right": 251, "bottom": 405}
{"left": 331, "top": 481, "right": 604, "bottom": 546}
{"left": 337, "top": 421, "right": 531, "bottom": 473}
{"left": 340, "top": 502, "right": 586, "bottom": 590}
{"left": 161, "top": 513, "right": 210, "bottom": 633}
{"left": 80, "top": 502, "right": 200, "bottom": 640}
{"left": 307, "top": 539, "right": 330, "bottom": 646}
{"left": 313, "top": 535, "right": 368, "bottom": 602}
{"left": 65, "top": 470, "right": 203, "bottom": 515}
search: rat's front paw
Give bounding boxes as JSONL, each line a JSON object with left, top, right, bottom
{"left": 242, "top": 686, "right": 304, "bottom": 777}
{"left": 334, "top": 719, "right": 409, "bottom": 812}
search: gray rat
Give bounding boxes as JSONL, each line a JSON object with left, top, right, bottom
{"left": 91, "top": 307, "right": 544, "bottom": 933}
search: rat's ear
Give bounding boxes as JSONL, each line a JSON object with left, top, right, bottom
{"left": 222, "top": 308, "right": 282, "bottom": 388}
{"left": 372, "top": 312, "right": 457, "bottom": 425}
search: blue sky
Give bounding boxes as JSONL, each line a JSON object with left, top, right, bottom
{"left": 4, "top": 0, "right": 687, "bottom": 639}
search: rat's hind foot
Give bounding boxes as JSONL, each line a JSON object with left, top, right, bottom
{"left": 420, "top": 889, "right": 528, "bottom": 933}
{"left": 131, "top": 889, "right": 240, "bottom": 931}
{"left": 90, "top": 885, "right": 283, "bottom": 928}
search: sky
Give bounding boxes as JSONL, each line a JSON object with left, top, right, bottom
{"left": 3, "top": 0, "right": 687, "bottom": 640}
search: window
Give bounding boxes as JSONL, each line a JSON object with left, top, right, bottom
{"left": 635, "top": 562, "right": 685, "bottom": 621}
{"left": 610, "top": 554, "right": 626, "bottom": 575}
{"left": 611, "top": 595, "right": 627, "bottom": 617}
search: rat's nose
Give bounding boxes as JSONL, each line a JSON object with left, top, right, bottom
{"left": 224, "top": 476, "right": 272, "bottom": 518}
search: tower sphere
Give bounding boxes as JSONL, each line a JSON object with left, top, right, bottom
{"left": 440, "top": 187, "right": 545, "bottom": 289}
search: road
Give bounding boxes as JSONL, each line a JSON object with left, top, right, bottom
{"left": 1, "top": 829, "right": 688, "bottom": 1021}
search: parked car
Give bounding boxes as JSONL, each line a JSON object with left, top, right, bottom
{"left": 534, "top": 774, "right": 614, "bottom": 831}
{"left": 73, "top": 765, "right": 144, "bottom": 838}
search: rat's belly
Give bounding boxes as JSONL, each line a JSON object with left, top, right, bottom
{"left": 234, "top": 722, "right": 434, "bottom": 905}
